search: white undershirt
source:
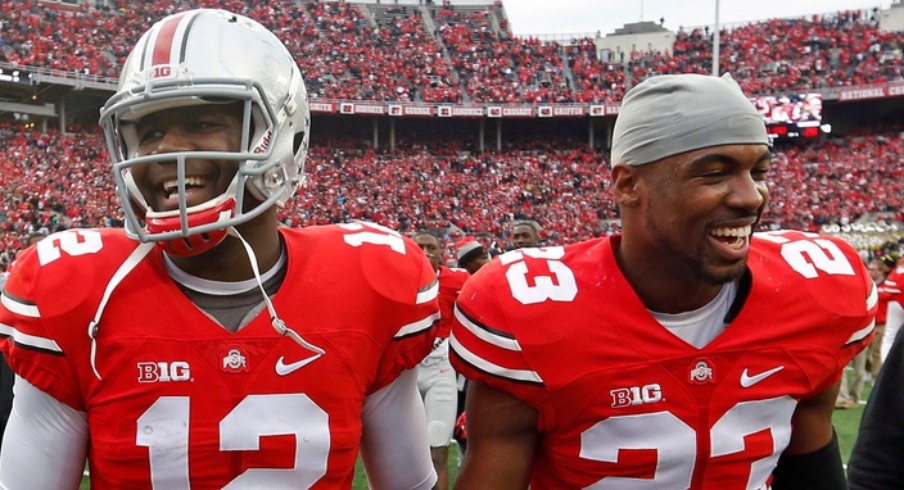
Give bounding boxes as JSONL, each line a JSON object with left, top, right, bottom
{"left": 0, "top": 370, "right": 436, "bottom": 489}
{"left": 651, "top": 281, "right": 738, "bottom": 349}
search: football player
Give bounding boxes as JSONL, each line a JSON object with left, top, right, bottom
{"left": 414, "top": 233, "right": 470, "bottom": 490}
{"left": 0, "top": 9, "right": 439, "bottom": 489}
{"left": 450, "top": 74, "right": 875, "bottom": 489}
{"left": 509, "top": 220, "right": 541, "bottom": 249}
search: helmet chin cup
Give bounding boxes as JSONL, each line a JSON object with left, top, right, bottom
{"left": 146, "top": 197, "right": 236, "bottom": 256}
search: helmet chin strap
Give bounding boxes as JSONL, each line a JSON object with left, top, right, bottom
{"left": 226, "top": 226, "right": 325, "bottom": 355}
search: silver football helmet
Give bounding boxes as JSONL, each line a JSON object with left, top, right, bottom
{"left": 99, "top": 9, "right": 310, "bottom": 255}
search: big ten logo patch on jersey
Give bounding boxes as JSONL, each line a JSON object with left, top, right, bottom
{"left": 138, "top": 361, "right": 192, "bottom": 383}
{"left": 610, "top": 383, "right": 663, "bottom": 408}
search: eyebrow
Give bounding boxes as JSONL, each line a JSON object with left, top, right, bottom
{"left": 688, "top": 147, "right": 773, "bottom": 167}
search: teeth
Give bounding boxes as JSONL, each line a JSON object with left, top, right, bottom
{"left": 710, "top": 225, "right": 751, "bottom": 238}
{"left": 711, "top": 225, "right": 751, "bottom": 250}
{"left": 162, "top": 177, "right": 208, "bottom": 194}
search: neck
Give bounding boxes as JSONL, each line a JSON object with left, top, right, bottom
{"left": 615, "top": 235, "right": 723, "bottom": 313}
{"left": 167, "top": 211, "right": 281, "bottom": 282}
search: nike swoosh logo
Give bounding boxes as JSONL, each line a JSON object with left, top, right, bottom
{"left": 740, "top": 366, "right": 784, "bottom": 388}
{"left": 275, "top": 354, "right": 321, "bottom": 376}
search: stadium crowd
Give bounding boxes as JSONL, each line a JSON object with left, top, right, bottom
{"left": 2, "top": 121, "right": 902, "bottom": 270}
{"left": 1, "top": 0, "right": 902, "bottom": 264}
{"left": 1, "top": 1, "right": 901, "bottom": 103}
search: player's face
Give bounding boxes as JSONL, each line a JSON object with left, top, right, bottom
{"left": 465, "top": 255, "right": 490, "bottom": 274}
{"left": 867, "top": 261, "right": 886, "bottom": 283}
{"left": 130, "top": 104, "right": 243, "bottom": 213}
{"left": 415, "top": 235, "right": 443, "bottom": 271}
{"left": 511, "top": 226, "right": 538, "bottom": 248}
{"left": 637, "top": 144, "right": 772, "bottom": 285}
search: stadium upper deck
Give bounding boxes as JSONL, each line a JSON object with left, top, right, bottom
{"left": 0, "top": 0, "right": 901, "bottom": 112}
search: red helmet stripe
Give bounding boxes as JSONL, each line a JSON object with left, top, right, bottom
{"left": 151, "top": 11, "right": 190, "bottom": 66}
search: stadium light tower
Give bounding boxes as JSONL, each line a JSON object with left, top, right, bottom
{"left": 712, "top": 0, "right": 720, "bottom": 76}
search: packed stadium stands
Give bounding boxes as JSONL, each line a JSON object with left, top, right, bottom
{"left": 0, "top": 0, "right": 903, "bottom": 266}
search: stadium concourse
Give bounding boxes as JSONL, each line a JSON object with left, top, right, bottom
{"left": 1, "top": 0, "right": 903, "bottom": 268}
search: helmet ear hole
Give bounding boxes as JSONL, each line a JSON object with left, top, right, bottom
{"left": 293, "top": 132, "right": 306, "bottom": 153}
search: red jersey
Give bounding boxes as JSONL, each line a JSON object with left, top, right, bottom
{"left": 0, "top": 222, "right": 439, "bottom": 488}
{"left": 877, "top": 266, "right": 904, "bottom": 324}
{"left": 451, "top": 231, "right": 876, "bottom": 489}
{"left": 436, "top": 266, "right": 470, "bottom": 339}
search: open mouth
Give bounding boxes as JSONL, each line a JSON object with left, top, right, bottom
{"left": 159, "top": 176, "right": 213, "bottom": 208}
{"left": 710, "top": 225, "right": 751, "bottom": 251}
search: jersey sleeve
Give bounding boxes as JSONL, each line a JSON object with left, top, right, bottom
{"left": 360, "top": 369, "right": 437, "bottom": 490}
{"left": 823, "top": 235, "right": 878, "bottom": 370}
{"left": 342, "top": 223, "right": 441, "bottom": 393}
{"left": 0, "top": 229, "right": 145, "bottom": 411}
{"left": 0, "top": 242, "right": 84, "bottom": 410}
{"left": 449, "top": 256, "right": 547, "bottom": 406}
{"left": 0, "top": 375, "right": 88, "bottom": 490}
{"left": 754, "top": 232, "right": 878, "bottom": 394}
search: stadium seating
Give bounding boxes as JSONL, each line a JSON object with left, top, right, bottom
{"left": 1, "top": 1, "right": 902, "bottom": 265}
{"left": 2, "top": 119, "right": 902, "bottom": 267}
{"left": 1, "top": 2, "right": 900, "bottom": 102}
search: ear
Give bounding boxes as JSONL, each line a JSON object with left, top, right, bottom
{"left": 610, "top": 164, "right": 642, "bottom": 208}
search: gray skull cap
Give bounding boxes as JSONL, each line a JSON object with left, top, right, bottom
{"left": 610, "top": 73, "right": 769, "bottom": 167}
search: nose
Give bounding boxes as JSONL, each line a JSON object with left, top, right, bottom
{"left": 726, "top": 173, "right": 768, "bottom": 212}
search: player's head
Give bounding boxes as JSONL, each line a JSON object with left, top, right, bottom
{"left": 456, "top": 236, "right": 488, "bottom": 274}
{"left": 610, "top": 73, "right": 771, "bottom": 285}
{"left": 415, "top": 232, "right": 443, "bottom": 272}
{"left": 99, "top": 9, "right": 310, "bottom": 256}
{"left": 867, "top": 258, "right": 890, "bottom": 283}
{"left": 510, "top": 220, "right": 540, "bottom": 249}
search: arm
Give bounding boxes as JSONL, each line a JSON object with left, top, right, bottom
{"left": 360, "top": 368, "right": 437, "bottom": 490}
{"left": 771, "top": 379, "right": 846, "bottom": 490}
{"left": 848, "top": 332, "right": 904, "bottom": 490}
{"left": 453, "top": 381, "right": 538, "bottom": 490}
{"left": 0, "top": 375, "right": 88, "bottom": 490}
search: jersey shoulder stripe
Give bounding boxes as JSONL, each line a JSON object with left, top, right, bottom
{"left": 1, "top": 290, "right": 40, "bottom": 318}
{"left": 395, "top": 311, "right": 441, "bottom": 339}
{"left": 0, "top": 320, "right": 63, "bottom": 355}
{"left": 416, "top": 279, "right": 439, "bottom": 305}
{"left": 450, "top": 303, "right": 542, "bottom": 385}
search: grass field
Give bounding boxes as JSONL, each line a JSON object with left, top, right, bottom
{"left": 78, "top": 371, "right": 870, "bottom": 489}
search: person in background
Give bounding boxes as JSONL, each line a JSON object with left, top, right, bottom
{"left": 836, "top": 256, "right": 890, "bottom": 408}
{"left": 867, "top": 254, "right": 897, "bottom": 378}
{"left": 878, "top": 256, "right": 904, "bottom": 364}
{"left": 509, "top": 220, "right": 541, "bottom": 249}
{"left": 415, "top": 232, "right": 469, "bottom": 490}
{"left": 0, "top": 10, "right": 439, "bottom": 489}
{"left": 455, "top": 236, "right": 490, "bottom": 275}
{"left": 450, "top": 73, "right": 874, "bottom": 489}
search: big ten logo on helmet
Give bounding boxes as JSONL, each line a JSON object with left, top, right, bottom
{"left": 610, "top": 383, "right": 663, "bottom": 409}
{"left": 147, "top": 65, "right": 174, "bottom": 80}
{"left": 137, "top": 361, "right": 192, "bottom": 383}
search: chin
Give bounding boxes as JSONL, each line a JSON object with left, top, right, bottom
{"left": 703, "top": 263, "right": 747, "bottom": 285}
